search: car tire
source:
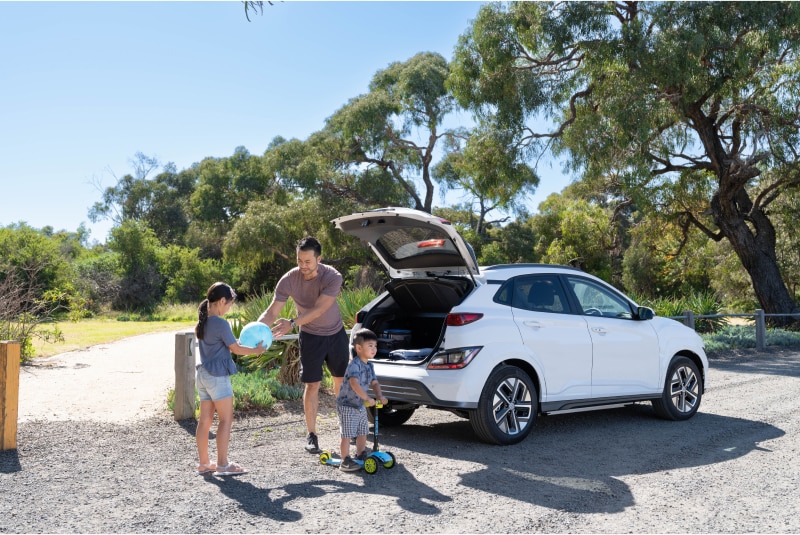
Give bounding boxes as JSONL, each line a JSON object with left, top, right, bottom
{"left": 652, "top": 356, "right": 703, "bottom": 420}
{"left": 368, "top": 404, "right": 417, "bottom": 427}
{"left": 470, "top": 365, "right": 538, "bottom": 445}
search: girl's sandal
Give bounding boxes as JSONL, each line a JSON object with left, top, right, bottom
{"left": 213, "top": 462, "right": 248, "bottom": 476}
{"left": 196, "top": 463, "right": 217, "bottom": 475}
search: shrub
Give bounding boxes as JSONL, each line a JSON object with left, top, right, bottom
{"left": 701, "top": 325, "right": 800, "bottom": 353}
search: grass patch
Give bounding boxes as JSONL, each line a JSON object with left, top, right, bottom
{"left": 32, "top": 318, "right": 195, "bottom": 358}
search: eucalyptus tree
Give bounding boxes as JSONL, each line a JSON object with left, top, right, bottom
{"left": 324, "top": 52, "right": 457, "bottom": 214}
{"left": 450, "top": 1, "right": 800, "bottom": 319}
{"left": 88, "top": 152, "right": 161, "bottom": 226}
{"left": 434, "top": 124, "right": 539, "bottom": 238}
{"left": 89, "top": 153, "right": 194, "bottom": 246}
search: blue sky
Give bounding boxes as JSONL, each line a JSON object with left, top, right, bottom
{"left": 1, "top": 1, "right": 570, "bottom": 244}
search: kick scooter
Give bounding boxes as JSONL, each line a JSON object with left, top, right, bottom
{"left": 319, "top": 402, "right": 397, "bottom": 474}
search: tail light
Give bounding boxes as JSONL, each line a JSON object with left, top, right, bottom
{"left": 428, "top": 347, "right": 481, "bottom": 369}
{"left": 446, "top": 313, "right": 484, "bottom": 326}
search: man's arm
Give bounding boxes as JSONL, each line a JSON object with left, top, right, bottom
{"left": 258, "top": 298, "right": 286, "bottom": 328}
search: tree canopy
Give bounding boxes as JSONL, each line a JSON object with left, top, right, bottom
{"left": 450, "top": 1, "right": 800, "bottom": 319}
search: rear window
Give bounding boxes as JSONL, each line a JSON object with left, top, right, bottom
{"left": 377, "top": 227, "right": 461, "bottom": 263}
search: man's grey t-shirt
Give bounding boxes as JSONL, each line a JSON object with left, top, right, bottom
{"left": 275, "top": 263, "right": 344, "bottom": 336}
{"left": 197, "top": 315, "right": 237, "bottom": 376}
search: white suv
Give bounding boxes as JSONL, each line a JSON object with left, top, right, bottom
{"left": 333, "top": 207, "right": 708, "bottom": 445}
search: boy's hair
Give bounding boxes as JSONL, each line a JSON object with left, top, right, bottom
{"left": 352, "top": 328, "right": 378, "bottom": 346}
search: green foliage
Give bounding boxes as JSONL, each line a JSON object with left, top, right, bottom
{"left": 635, "top": 291, "right": 724, "bottom": 334}
{"left": 701, "top": 326, "right": 800, "bottom": 354}
{"left": 337, "top": 287, "right": 378, "bottom": 329}
{"left": 450, "top": 1, "right": 800, "bottom": 316}
{"left": 528, "top": 193, "right": 615, "bottom": 281}
{"left": 159, "top": 245, "right": 225, "bottom": 303}
{"left": 168, "top": 368, "right": 303, "bottom": 415}
{"left": 107, "top": 221, "right": 163, "bottom": 311}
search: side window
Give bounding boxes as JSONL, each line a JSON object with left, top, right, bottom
{"left": 511, "top": 276, "right": 569, "bottom": 314}
{"left": 566, "top": 277, "right": 634, "bottom": 319}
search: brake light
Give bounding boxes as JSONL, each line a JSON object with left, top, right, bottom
{"left": 417, "top": 239, "right": 445, "bottom": 248}
{"left": 446, "top": 313, "right": 484, "bottom": 326}
{"left": 428, "top": 347, "right": 481, "bottom": 369}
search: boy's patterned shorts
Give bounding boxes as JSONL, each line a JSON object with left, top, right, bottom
{"left": 337, "top": 404, "right": 369, "bottom": 438}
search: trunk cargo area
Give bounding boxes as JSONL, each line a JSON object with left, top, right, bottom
{"left": 362, "top": 278, "right": 474, "bottom": 362}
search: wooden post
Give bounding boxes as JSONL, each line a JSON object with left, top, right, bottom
{"left": 683, "top": 310, "right": 695, "bottom": 331}
{"left": 1, "top": 341, "right": 21, "bottom": 451}
{"left": 174, "top": 332, "right": 196, "bottom": 420}
{"left": 755, "top": 309, "right": 766, "bottom": 351}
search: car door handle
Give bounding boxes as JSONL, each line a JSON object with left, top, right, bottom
{"left": 523, "top": 321, "right": 543, "bottom": 329}
{"left": 591, "top": 326, "right": 608, "bottom": 335}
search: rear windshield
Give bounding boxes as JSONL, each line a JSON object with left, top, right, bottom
{"left": 377, "top": 227, "right": 462, "bottom": 264}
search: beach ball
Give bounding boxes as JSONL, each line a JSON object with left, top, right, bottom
{"left": 238, "top": 321, "right": 273, "bottom": 350}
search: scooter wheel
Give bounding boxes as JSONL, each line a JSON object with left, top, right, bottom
{"left": 363, "top": 456, "right": 379, "bottom": 474}
{"left": 319, "top": 451, "right": 331, "bottom": 465}
{"left": 383, "top": 451, "right": 396, "bottom": 469}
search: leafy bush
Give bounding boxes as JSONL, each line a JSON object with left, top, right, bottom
{"left": 701, "top": 325, "right": 800, "bottom": 353}
{"left": 168, "top": 368, "right": 303, "bottom": 415}
{"left": 634, "top": 290, "right": 724, "bottom": 333}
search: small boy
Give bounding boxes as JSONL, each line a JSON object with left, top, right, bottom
{"left": 336, "top": 328, "right": 387, "bottom": 472}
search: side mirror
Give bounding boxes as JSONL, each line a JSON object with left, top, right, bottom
{"left": 637, "top": 306, "right": 655, "bottom": 320}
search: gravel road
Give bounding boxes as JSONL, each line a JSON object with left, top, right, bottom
{"left": 1, "top": 334, "right": 799, "bottom": 533}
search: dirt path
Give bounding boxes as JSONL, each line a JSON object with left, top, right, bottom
{"left": 17, "top": 329, "right": 193, "bottom": 422}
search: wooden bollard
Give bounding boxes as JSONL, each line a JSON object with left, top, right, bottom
{"left": 1, "top": 341, "right": 20, "bottom": 451}
{"left": 174, "top": 332, "right": 196, "bottom": 420}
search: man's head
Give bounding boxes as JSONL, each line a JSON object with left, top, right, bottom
{"left": 296, "top": 236, "right": 322, "bottom": 279}
{"left": 297, "top": 236, "right": 322, "bottom": 257}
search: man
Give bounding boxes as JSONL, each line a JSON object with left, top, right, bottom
{"left": 259, "top": 236, "right": 349, "bottom": 453}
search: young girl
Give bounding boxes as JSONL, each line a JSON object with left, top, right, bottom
{"left": 195, "top": 281, "right": 264, "bottom": 476}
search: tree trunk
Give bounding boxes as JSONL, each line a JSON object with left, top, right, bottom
{"left": 710, "top": 189, "right": 800, "bottom": 326}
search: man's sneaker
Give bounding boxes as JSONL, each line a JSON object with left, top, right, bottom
{"left": 339, "top": 456, "right": 361, "bottom": 472}
{"left": 305, "top": 432, "right": 321, "bottom": 454}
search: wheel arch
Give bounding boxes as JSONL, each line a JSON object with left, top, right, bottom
{"left": 674, "top": 350, "right": 706, "bottom": 392}
{"left": 499, "top": 358, "right": 542, "bottom": 406}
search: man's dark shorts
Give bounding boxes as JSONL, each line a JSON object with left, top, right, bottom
{"left": 298, "top": 327, "right": 349, "bottom": 383}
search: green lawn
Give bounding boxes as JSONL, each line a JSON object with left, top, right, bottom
{"left": 32, "top": 319, "right": 196, "bottom": 358}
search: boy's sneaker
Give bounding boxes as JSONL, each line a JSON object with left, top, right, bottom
{"left": 305, "top": 432, "right": 321, "bottom": 454}
{"left": 355, "top": 450, "right": 370, "bottom": 462}
{"left": 339, "top": 456, "right": 361, "bottom": 472}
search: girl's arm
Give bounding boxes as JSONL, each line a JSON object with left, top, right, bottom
{"left": 228, "top": 341, "right": 266, "bottom": 356}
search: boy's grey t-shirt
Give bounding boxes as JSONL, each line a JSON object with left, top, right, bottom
{"left": 274, "top": 263, "right": 344, "bottom": 336}
{"left": 337, "top": 357, "right": 377, "bottom": 408}
{"left": 197, "top": 315, "right": 238, "bottom": 376}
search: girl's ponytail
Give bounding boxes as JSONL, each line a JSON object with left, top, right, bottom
{"left": 195, "top": 299, "right": 209, "bottom": 340}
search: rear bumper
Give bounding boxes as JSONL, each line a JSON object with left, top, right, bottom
{"left": 375, "top": 377, "right": 478, "bottom": 410}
